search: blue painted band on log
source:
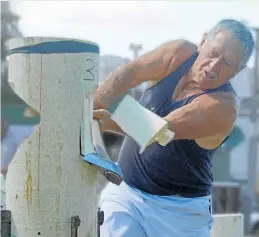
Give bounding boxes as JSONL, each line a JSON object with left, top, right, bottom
{"left": 8, "top": 40, "right": 99, "bottom": 55}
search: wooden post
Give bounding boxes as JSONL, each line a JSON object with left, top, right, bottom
{"left": 211, "top": 214, "right": 244, "bottom": 237}
{"left": 6, "top": 37, "right": 99, "bottom": 237}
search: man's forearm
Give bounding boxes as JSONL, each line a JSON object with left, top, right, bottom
{"left": 94, "top": 65, "right": 136, "bottom": 109}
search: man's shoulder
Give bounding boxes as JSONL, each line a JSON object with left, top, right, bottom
{"left": 126, "top": 39, "right": 198, "bottom": 87}
{"left": 144, "top": 39, "right": 198, "bottom": 87}
{"left": 193, "top": 89, "right": 239, "bottom": 121}
{"left": 159, "top": 39, "right": 197, "bottom": 57}
{"left": 192, "top": 90, "right": 239, "bottom": 149}
{"left": 211, "top": 87, "right": 239, "bottom": 106}
{"left": 159, "top": 39, "right": 198, "bottom": 75}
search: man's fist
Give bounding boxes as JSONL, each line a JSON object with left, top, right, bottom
{"left": 93, "top": 109, "right": 124, "bottom": 135}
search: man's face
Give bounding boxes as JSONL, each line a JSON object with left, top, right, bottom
{"left": 192, "top": 29, "right": 244, "bottom": 89}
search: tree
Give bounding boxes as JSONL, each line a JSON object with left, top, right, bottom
{"left": 1, "top": 2, "right": 26, "bottom": 139}
{"left": 1, "top": 1, "right": 22, "bottom": 81}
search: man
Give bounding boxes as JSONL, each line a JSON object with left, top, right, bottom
{"left": 94, "top": 19, "right": 254, "bottom": 237}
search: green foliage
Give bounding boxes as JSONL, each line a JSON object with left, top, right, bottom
{"left": 221, "top": 125, "right": 245, "bottom": 150}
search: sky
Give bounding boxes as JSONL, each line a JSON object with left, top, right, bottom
{"left": 10, "top": 0, "right": 259, "bottom": 180}
{"left": 11, "top": 0, "right": 259, "bottom": 59}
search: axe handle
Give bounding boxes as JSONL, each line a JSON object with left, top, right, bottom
{"left": 92, "top": 120, "right": 111, "bottom": 160}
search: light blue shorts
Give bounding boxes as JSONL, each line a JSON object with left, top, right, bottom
{"left": 99, "top": 182, "right": 213, "bottom": 237}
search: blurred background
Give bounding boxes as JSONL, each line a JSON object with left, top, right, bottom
{"left": 1, "top": 0, "right": 259, "bottom": 236}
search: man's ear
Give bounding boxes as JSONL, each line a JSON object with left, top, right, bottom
{"left": 198, "top": 33, "right": 208, "bottom": 52}
{"left": 236, "top": 64, "right": 247, "bottom": 74}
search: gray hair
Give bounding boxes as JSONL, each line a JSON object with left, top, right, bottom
{"left": 207, "top": 19, "right": 255, "bottom": 67}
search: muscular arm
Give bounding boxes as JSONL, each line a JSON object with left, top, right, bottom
{"left": 163, "top": 92, "right": 239, "bottom": 149}
{"left": 94, "top": 39, "right": 197, "bottom": 109}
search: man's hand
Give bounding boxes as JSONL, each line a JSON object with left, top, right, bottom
{"left": 93, "top": 109, "right": 125, "bottom": 136}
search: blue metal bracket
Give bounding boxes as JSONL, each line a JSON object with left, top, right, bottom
{"left": 82, "top": 153, "right": 123, "bottom": 185}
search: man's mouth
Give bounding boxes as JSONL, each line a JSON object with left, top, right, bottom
{"left": 205, "top": 71, "right": 216, "bottom": 80}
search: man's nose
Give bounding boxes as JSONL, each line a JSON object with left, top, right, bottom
{"left": 209, "top": 56, "right": 224, "bottom": 71}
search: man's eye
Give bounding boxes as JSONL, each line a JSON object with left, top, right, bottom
{"left": 208, "top": 51, "right": 214, "bottom": 56}
{"left": 225, "top": 60, "right": 233, "bottom": 67}
{"left": 208, "top": 50, "right": 217, "bottom": 58}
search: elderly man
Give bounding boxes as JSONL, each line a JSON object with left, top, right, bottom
{"left": 94, "top": 19, "right": 254, "bottom": 237}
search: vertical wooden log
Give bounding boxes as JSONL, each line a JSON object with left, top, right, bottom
{"left": 6, "top": 37, "right": 99, "bottom": 237}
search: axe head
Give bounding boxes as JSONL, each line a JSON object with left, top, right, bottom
{"left": 80, "top": 93, "right": 124, "bottom": 186}
{"left": 83, "top": 153, "right": 123, "bottom": 185}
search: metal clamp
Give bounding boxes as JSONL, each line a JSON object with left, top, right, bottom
{"left": 83, "top": 153, "right": 123, "bottom": 185}
{"left": 71, "top": 215, "right": 81, "bottom": 237}
{"left": 97, "top": 208, "right": 104, "bottom": 237}
{"left": 1, "top": 210, "right": 11, "bottom": 237}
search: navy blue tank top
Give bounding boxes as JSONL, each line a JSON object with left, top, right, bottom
{"left": 118, "top": 51, "right": 235, "bottom": 197}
